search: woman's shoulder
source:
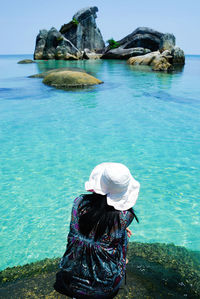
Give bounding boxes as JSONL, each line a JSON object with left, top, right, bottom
{"left": 119, "top": 208, "right": 135, "bottom": 228}
{"left": 72, "top": 194, "right": 91, "bottom": 209}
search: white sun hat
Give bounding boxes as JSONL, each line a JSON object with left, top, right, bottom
{"left": 85, "top": 162, "right": 140, "bottom": 211}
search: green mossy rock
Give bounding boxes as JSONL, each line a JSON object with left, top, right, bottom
{"left": 42, "top": 70, "right": 103, "bottom": 89}
{"left": 0, "top": 242, "right": 199, "bottom": 298}
{"left": 28, "top": 67, "right": 86, "bottom": 78}
{"left": 18, "top": 59, "right": 36, "bottom": 64}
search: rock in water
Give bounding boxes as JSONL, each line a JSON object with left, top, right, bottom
{"left": 103, "top": 27, "right": 177, "bottom": 60}
{"left": 83, "top": 48, "right": 103, "bottom": 59}
{"left": 128, "top": 51, "right": 160, "bottom": 66}
{"left": 152, "top": 56, "right": 172, "bottom": 71}
{"left": 102, "top": 47, "right": 151, "bottom": 60}
{"left": 128, "top": 46, "right": 185, "bottom": 72}
{"left": 160, "top": 33, "right": 176, "bottom": 51}
{"left": 18, "top": 59, "right": 36, "bottom": 64}
{"left": 29, "top": 67, "right": 86, "bottom": 78}
{"left": 34, "top": 30, "right": 48, "bottom": 60}
{"left": 114, "top": 27, "right": 164, "bottom": 51}
{"left": 42, "top": 70, "right": 103, "bottom": 89}
{"left": 34, "top": 7, "right": 105, "bottom": 60}
{"left": 60, "top": 7, "right": 105, "bottom": 51}
{"left": 42, "top": 27, "right": 63, "bottom": 60}
{"left": 171, "top": 46, "right": 185, "bottom": 65}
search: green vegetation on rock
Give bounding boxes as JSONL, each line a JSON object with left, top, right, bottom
{"left": 107, "top": 38, "right": 120, "bottom": 49}
{"left": 72, "top": 17, "right": 79, "bottom": 26}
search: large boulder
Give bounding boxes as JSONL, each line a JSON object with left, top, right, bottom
{"left": 34, "top": 7, "right": 105, "bottom": 60}
{"left": 128, "top": 48, "right": 184, "bottom": 71}
{"left": 128, "top": 51, "right": 160, "bottom": 66}
{"left": 160, "top": 33, "right": 176, "bottom": 51}
{"left": 42, "top": 70, "right": 103, "bottom": 89}
{"left": 102, "top": 47, "right": 151, "bottom": 59}
{"left": 42, "top": 27, "right": 63, "bottom": 59}
{"left": 55, "top": 38, "right": 82, "bottom": 60}
{"left": 171, "top": 47, "right": 185, "bottom": 65}
{"left": 152, "top": 56, "right": 172, "bottom": 71}
{"left": 83, "top": 48, "right": 103, "bottom": 59}
{"left": 28, "top": 67, "right": 86, "bottom": 78}
{"left": 102, "top": 27, "right": 177, "bottom": 60}
{"left": 114, "top": 27, "right": 164, "bottom": 51}
{"left": 34, "top": 30, "right": 48, "bottom": 60}
{"left": 60, "top": 7, "right": 105, "bottom": 51}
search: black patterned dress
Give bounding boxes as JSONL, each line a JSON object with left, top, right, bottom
{"left": 54, "top": 195, "right": 134, "bottom": 298}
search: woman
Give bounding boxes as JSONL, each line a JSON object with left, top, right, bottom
{"left": 54, "top": 162, "right": 140, "bottom": 298}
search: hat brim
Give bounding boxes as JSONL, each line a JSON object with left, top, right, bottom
{"left": 85, "top": 163, "right": 109, "bottom": 195}
{"left": 85, "top": 163, "right": 140, "bottom": 211}
{"left": 107, "top": 177, "right": 140, "bottom": 211}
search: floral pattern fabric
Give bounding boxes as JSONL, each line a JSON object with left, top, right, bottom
{"left": 59, "top": 195, "right": 134, "bottom": 298}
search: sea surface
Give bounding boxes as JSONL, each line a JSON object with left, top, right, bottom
{"left": 0, "top": 54, "right": 199, "bottom": 270}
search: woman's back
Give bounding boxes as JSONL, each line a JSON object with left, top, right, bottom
{"left": 59, "top": 195, "right": 135, "bottom": 298}
{"left": 54, "top": 162, "right": 140, "bottom": 298}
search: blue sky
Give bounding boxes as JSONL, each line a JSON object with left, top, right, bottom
{"left": 1, "top": 0, "right": 199, "bottom": 54}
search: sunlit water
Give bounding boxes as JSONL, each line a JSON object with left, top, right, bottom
{"left": 0, "top": 55, "right": 200, "bottom": 270}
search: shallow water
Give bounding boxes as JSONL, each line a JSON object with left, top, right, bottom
{"left": 0, "top": 55, "right": 200, "bottom": 270}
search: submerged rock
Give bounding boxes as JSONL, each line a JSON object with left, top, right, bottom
{"left": 29, "top": 67, "right": 86, "bottom": 78}
{"left": 17, "top": 59, "right": 36, "bottom": 64}
{"left": 42, "top": 70, "right": 103, "bottom": 89}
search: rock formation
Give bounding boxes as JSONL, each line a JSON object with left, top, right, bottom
{"left": 60, "top": 7, "right": 105, "bottom": 51}
{"left": 33, "top": 7, "right": 185, "bottom": 71}
{"left": 42, "top": 70, "right": 103, "bottom": 89}
{"left": 102, "top": 27, "right": 177, "bottom": 60}
{"left": 127, "top": 47, "right": 185, "bottom": 71}
{"left": 34, "top": 7, "right": 104, "bottom": 60}
{"left": 34, "top": 30, "right": 48, "bottom": 60}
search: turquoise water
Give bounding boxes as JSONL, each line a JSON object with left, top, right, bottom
{"left": 0, "top": 55, "right": 200, "bottom": 270}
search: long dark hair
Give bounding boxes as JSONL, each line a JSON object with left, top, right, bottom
{"left": 78, "top": 193, "right": 139, "bottom": 241}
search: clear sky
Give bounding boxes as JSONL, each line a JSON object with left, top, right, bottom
{"left": 1, "top": 0, "right": 199, "bottom": 55}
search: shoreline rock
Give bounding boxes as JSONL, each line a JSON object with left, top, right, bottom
{"left": 0, "top": 242, "right": 199, "bottom": 298}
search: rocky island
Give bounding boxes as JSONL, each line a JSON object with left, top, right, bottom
{"left": 34, "top": 6, "right": 185, "bottom": 72}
